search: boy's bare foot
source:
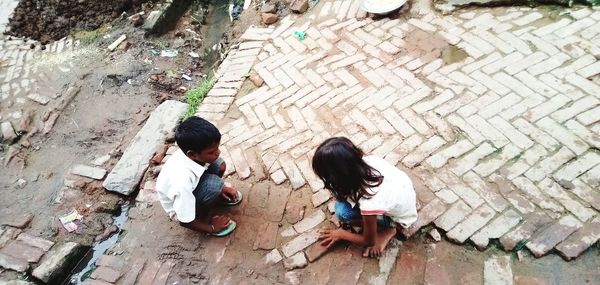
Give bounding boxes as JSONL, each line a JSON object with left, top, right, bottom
{"left": 363, "top": 227, "right": 397, "bottom": 258}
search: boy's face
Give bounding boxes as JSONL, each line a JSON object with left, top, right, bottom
{"left": 187, "top": 142, "right": 221, "bottom": 164}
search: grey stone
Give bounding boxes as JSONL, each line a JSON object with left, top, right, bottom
{"left": 103, "top": 100, "right": 187, "bottom": 195}
{"left": 428, "top": 229, "right": 442, "bottom": 242}
{"left": 1, "top": 122, "right": 17, "bottom": 144}
{"left": 26, "top": 94, "right": 50, "bottom": 105}
{"left": 71, "top": 164, "right": 106, "bottom": 180}
{"left": 32, "top": 242, "right": 85, "bottom": 283}
{"left": 283, "top": 252, "right": 307, "bottom": 271}
{"left": 261, "top": 3, "right": 277, "bottom": 13}
{"left": 92, "top": 155, "right": 111, "bottom": 166}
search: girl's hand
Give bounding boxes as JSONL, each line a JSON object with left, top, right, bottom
{"left": 319, "top": 228, "right": 344, "bottom": 248}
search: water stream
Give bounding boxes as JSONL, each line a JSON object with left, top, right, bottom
{"left": 65, "top": 203, "right": 130, "bottom": 285}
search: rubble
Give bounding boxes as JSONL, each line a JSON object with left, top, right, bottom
{"left": 290, "top": 0, "right": 309, "bottom": 13}
{"left": 262, "top": 13, "right": 279, "bottom": 25}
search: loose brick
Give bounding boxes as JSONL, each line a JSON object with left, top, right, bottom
{"left": 526, "top": 215, "right": 582, "bottom": 257}
{"left": 402, "top": 198, "right": 447, "bottom": 238}
{"left": 447, "top": 205, "right": 496, "bottom": 243}
{"left": 1, "top": 240, "right": 45, "bottom": 263}
{"left": 281, "top": 229, "right": 320, "bottom": 257}
{"left": 16, "top": 233, "right": 54, "bottom": 252}
{"left": 0, "top": 252, "right": 29, "bottom": 272}
{"left": 434, "top": 200, "right": 472, "bottom": 232}
{"left": 470, "top": 209, "right": 522, "bottom": 249}
{"left": 555, "top": 216, "right": 600, "bottom": 260}
{"left": 254, "top": 222, "right": 279, "bottom": 250}
{"left": 91, "top": 266, "right": 122, "bottom": 283}
{"left": 293, "top": 210, "right": 326, "bottom": 234}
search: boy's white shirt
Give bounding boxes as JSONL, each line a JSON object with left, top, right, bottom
{"left": 156, "top": 149, "right": 208, "bottom": 223}
{"left": 359, "top": 155, "right": 418, "bottom": 228}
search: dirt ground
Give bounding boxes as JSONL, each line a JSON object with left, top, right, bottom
{"left": 4, "top": 0, "right": 156, "bottom": 42}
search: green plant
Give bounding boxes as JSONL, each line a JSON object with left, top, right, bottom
{"left": 72, "top": 29, "right": 103, "bottom": 45}
{"left": 182, "top": 75, "right": 217, "bottom": 120}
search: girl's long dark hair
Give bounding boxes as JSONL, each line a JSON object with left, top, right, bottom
{"left": 312, "top": 137, "right": 383, "bottom": 203}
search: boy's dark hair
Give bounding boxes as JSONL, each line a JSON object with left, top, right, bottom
{"left": 175, "top": 117, "right": 221, "bottom": 154}
{"left": 312, "top": 137, "right": 383, "bottom": 203}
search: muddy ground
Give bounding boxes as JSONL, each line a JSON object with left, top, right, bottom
{"left": 0, "top": 0, "right": 260, "bottom": 273}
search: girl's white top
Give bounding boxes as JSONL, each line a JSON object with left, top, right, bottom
{"left": 359, "top": 155, "right": 418, "bottom": 228}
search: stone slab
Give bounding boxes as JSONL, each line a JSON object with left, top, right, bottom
{"left": 32, "top": 242, "right": 84, "bottom": 283}
{"left": 71, "top": 164, "right": 106, "bottom": 180}
{"left": 103, "top": 100, "right": 187, "bottom": 195}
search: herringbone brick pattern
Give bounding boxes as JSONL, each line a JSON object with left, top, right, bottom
{"left": 198, "top": 3, "right": 600, "bottom": 260}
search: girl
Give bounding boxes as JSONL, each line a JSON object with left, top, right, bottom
{"left": 312, "top": 137, "right": 418, "bottom": 257}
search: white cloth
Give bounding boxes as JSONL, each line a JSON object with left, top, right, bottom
{"left": 156, "top": 149, "right": 208, "bottom": 223}
{"left": 358, "top": 155, "right": 418, "bottom": 228}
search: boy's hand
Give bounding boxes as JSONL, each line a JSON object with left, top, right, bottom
{"left": 221, "top": 186, "right": 238, "bottom": 202}
{"left": 210, "top": 215, "right": 231, "bottom": 233}
{"left": 319, "top": 228, "right": 343, "bottom": 248}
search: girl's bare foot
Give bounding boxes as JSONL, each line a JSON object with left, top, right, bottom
{"left": 363, "top": 227, "right": 397, "bottom": 258}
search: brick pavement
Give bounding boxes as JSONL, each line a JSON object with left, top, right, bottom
{"left": 198, "top": 2, "right": 600, "bottom": 261}
{"left": 0, "top": 31, "right": 79, "bottom": 133}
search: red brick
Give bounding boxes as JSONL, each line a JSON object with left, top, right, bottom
{"left": 152, "top": 260, "right": 175, "bottom": 285}
{"left": 16, "top": 233, "right": 54, "bottom": 252}
{"left": 305, "top": 241, "right": 330, "bottom": 262}
{"left": 119, "top": 258, "right": 145, "bottom": 285}
{"left": 136, "top": 260, "right": 161, "bottom": 285}
{"left": 90, "top": 266, "right": 122, "bottom": 283}
{"left": 96, "top": 255, "right": 125, "bottom": 269}
{"left": 402, "top": 198, "right": 447, "bottom": 238}
{"left": 0, "top": 240, "right": 45, "bottom": 262}
{"left": 253, "top": 222, "right": 279, "bottom": 250}
{"left": 0, "top": 252, "right": 29, "bottom": 272}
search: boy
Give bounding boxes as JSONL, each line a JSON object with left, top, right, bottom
{"left": 156, "top": 117, "right": 241, "bottom": 236}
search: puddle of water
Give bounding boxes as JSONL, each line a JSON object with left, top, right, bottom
{"left": 441, "top": 45, "right": 468, "bottom": 64}
{"left": 65, "top": 203, "right": 130, "bottom": 285}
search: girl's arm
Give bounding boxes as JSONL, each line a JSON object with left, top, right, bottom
{"left": 321, "top": 215, "right": 378, "bottom": 247}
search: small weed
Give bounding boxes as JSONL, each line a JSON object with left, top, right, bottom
{"left": 182, "top": 75, "right": 217, "bottom": 120}
{"left": 72, "top": 29, "right": 103, "bottom": 45}
{"left": 513, "top": 239, "right": 528, "bottom": 252}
